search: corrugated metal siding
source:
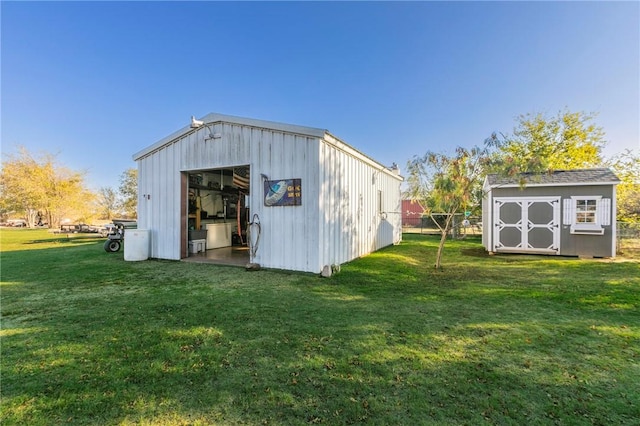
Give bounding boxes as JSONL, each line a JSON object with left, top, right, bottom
{"left": 137, "top": 123, "right": 255, "bottom": 261}
{"left": 136, "top": 120, "right": 402, "bottom": 272}
{"left": 137, "top": 123, "right": 322, "bottom": 270}
{"left": 249, "top": 129, "right": 321, "bottom": 272}
{"left": 138, "top": 142, "right": 183, "bottom": 260}
{"left": 317, "top": 139, "right": 401, "bottom": 270}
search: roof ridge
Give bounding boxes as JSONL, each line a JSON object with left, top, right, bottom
{"left": 486, "top": 167, "right": 620, "bottom": 187}
{"left": 488, "top": 167, "right": 611, "bottom": 175}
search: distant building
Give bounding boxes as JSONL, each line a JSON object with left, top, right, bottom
{"left": 402, "top": 200, "right": 425, "bottom": 227}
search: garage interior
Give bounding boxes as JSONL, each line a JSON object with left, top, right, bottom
{"left": 184, "top": 166, "right": 250, "bottom": 265}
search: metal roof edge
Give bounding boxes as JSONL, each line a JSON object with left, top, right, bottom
{"left": 200, "top": 113, "right": 327, "bottom": 138}
{"left": 133, "top": 113, "right": 327, "bottom": 161}
{"left": 323, "top": 132, "right": 404, "bottom": 182}
{"left": 133, "top": 114, "right": 404, "bottom": 182}
{"left": 488, "top": 181, "right": 620, "bottom": 189}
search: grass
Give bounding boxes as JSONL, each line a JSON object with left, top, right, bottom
{"left": 1, "top": 229, "right": 639, "bottom": 425}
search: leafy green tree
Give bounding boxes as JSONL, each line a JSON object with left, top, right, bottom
{"left": 0, "top": 146, "right": 90, "bottom": 228}
{"left": 406, "top": 145, "right": 489, "bottom": 269}
{"left": 607, "top": 149, "right": 640, "bottom": 222}
{"left": 97, "top": 187, "right": 119, "bottom": 220}
{"left": 0, "top": 147, "right": 48, "bottom": 226}
{"left": 45, "top": 169, "right": 95, "bottom": 227}
{"left": 490, "top": 110, "right": 606, "bottom": 175}
{"left": 118, "top": 168, "right": 137, "bottom": 218}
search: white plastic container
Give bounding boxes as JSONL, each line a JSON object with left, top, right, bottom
{"left": 189, "top": 239, "right": 206, "bottom": 254}
{"left": 124, "top": 229, "right": 150, "bottom": 261}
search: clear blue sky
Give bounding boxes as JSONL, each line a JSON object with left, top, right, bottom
{"left": 2, "top": 1, "right": 639, "bottom": 190}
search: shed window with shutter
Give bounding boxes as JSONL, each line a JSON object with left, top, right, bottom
{"left": 563, "top": 196, "right": 611, "bottom": 235}
{"left": 576, "top": 199, "right": 597, "bottom": 224}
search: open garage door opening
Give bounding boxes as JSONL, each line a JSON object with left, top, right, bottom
{"left": 182, "top": 166, "right": 251, "bottom": 266}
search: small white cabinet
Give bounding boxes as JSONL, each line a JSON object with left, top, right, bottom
{"left": 206, "top": 223, "right": 235, "bottom": 249}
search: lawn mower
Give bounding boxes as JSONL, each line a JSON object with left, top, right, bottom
{"left": 103, "top": 220, "right": 137, "bottom": 252}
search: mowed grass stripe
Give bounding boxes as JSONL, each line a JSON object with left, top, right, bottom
{"left": 1, "top": 229, "right": 638, "bottom": 425}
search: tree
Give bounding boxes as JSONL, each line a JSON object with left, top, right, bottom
{"left": 97, "top": 187, "right": 119, "bottom": 220}
{"left": 0, "top": 146, "right": 90, "bottom": 228}
{"left": 118, "top": 168, "right": 137, "bottom": 218}
{"left": 0, "top": 147, "right": 48, "bottom": 226}
{"left": 406, "top": 145, "right": 489, "bottom": 269}
{"left": 607, "top": 149, "right": 640, "bottom": 222}
{"left": 44, "top": 168, "right": 95, "bottom": 227}
{"left": 491, "top": 110, "right": 606, "bottom": 175}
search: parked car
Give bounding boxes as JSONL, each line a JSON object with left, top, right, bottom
{"left": 98, "top": 223, "right": 116, "bottom": 237}
{"left": 7, "top": 219, "right": 27, "bottom": 227}
{"left": 58, "top": 223, "right": 102, "bottom": 234}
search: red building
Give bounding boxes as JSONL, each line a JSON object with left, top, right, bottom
{"left": 402, "top": 200, "right": 425, "bottom": 227}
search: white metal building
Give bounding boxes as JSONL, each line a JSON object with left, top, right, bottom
{"left": 132, "top": 113, "right": 403, "bottom": 273}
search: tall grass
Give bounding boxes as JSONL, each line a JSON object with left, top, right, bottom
{"left": 1, "top": 229, "right": 639, "bottom": 425}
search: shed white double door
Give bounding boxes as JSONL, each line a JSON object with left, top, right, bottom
{"left": 493, "top": 196, "right": 560, "bottom": 254}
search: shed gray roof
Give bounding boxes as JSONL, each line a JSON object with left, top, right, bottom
{"left": 486, "top": 168, "right": 620, "bottom": 188}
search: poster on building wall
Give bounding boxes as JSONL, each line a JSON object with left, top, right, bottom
{"left": 263, "top": 179, "right": 302, "bottom": 206}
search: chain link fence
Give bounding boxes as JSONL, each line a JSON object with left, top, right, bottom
{"left": 617, "top": 222, "right": 640, "bottom": 258}
{"left": 402, "top": 215, "right": 483, "bottom": 237}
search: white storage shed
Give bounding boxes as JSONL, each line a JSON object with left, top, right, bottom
{"left": 132, "top": 113, "right": 403, "bottom": 273}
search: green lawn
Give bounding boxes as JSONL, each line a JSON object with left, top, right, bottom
{"left": 1, "top": 229, "right": 639, "bottom": 425}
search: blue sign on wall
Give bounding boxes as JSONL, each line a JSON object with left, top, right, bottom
{"left": 263, "top": 179, "right": 302, "bottom": 206}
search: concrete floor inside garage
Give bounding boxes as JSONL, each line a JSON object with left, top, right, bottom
{"left": 181, "top": 245, "right": 250, "bottom": 267}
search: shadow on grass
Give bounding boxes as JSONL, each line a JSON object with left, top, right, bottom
{"left": 1, "top": 233, "right": 639, "bottom": 424}
{"left": 24, "top": 235, "right": 105, "bottom": 245}
{"left": 5, "top": 279, "right": 637, "bottom": 424}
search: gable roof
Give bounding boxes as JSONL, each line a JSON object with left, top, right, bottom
{"left": 486, "top": 168, "right": 620, "bottom": 188}
{"left": 132, "top": 112, "right": 403, "bottom": 181}
{"left": 133, "top": 113, "right": 327, "bottom": 161}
